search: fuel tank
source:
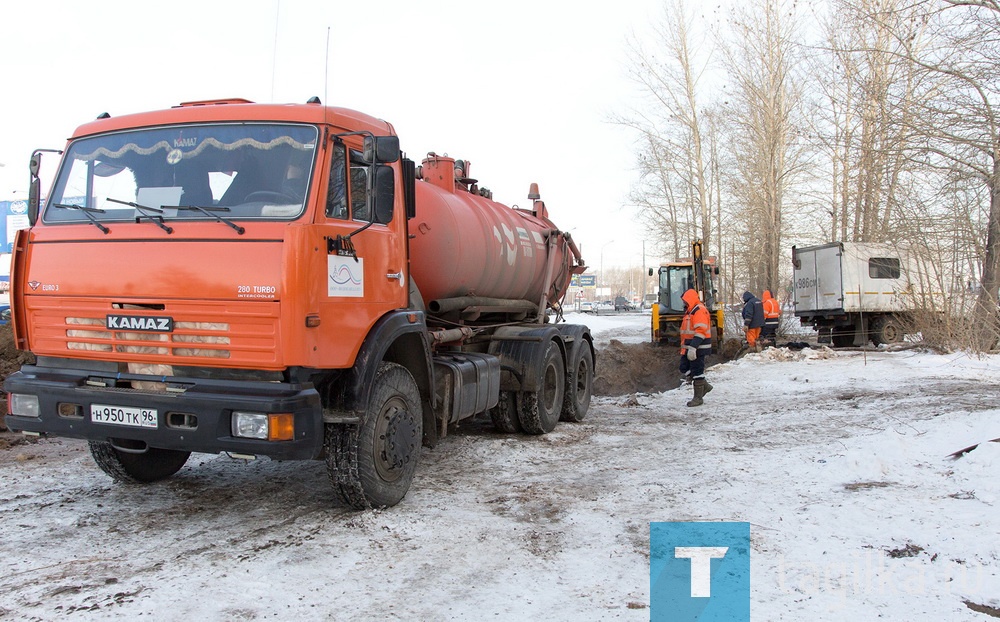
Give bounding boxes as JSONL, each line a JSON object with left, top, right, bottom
{"left": 408, "top": 154, "right": 584, "bottom": 314}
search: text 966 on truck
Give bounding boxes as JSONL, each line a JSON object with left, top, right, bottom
{"left": 3, "top": 98, "right": 594, "bottom": 509}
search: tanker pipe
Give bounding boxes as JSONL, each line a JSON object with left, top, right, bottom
{"left": 537, "top": 232, "right": 559, "bottom": 324}
{"left": 429, "top": 296, "right": 539, "bottom": 315}
{"left": 564, "top": 231, "right": 586, "bottom": 270}
{"left": 428, "top": 327, "right": 475, "bottom": 344}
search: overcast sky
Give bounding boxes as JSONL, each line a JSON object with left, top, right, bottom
{"left": 0, "top": 0, "right": 664, "bottom": 271}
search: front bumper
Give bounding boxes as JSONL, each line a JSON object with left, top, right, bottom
{"left": 3, "top": 364, "right": 324, "bottom": 460}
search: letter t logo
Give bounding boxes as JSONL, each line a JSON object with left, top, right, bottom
{"left": 674, "top": 547, "right": 728, "bottom": 597}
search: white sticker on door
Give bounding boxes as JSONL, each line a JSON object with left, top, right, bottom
{"left": 328, "top": 256, "right": 364, "bottom": 297}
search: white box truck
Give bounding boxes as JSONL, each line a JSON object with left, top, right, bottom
{"left": 792, "top": 242, "right": 942, "bottom": 347}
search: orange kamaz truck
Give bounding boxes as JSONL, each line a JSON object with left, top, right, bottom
{"left": 3, "top": 98, "right": 593, "bottom": 508}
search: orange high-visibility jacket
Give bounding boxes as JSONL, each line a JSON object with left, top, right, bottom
{"left": 679, "top": 289, "right": 712, "bottom": 354}
{"left": 762, "top": 290, "right": 781, "bottom": 320}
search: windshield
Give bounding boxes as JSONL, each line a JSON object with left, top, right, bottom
{"left": 43, "top": 123, "right": 318, "bottom": 225}
{"left": 659, "top": 263, "right": 716, "bottom": 312}
{"left": 661, "top": 266, "right": 694, "bottom": 313}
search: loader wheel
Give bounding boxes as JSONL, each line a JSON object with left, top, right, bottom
{"left": 325, "top": 362, "right": 422, "bottom": 509}
{"left": 871, "top": 316, "right": 903, "bottom": 345}
{"left": 560, "top": 344, "right": 593, "bottom": 423}
{"left": 490, "top": 390, "right": 522, "bottom": 433}
{"left": 88, "top": 441, "right": 190, "bottom": 483}
{"left": 518, "top": 341, "right": 565, "bottom": 435}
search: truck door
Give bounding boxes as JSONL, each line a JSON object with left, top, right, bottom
{"left": 813, "top": 245, "right": 844, "bottom": 312}
{"left": 306, "top": 138, "right": 407, "bottom": 368}
{"left": 794, "top": 248, "right": 819, "bottom": 313}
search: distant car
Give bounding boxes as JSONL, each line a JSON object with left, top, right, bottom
{"left": 614, "top": 296, "right": 634, "bottom": 312}
{"left": 579, "top": 301, "right": 595, "bottom": 313}
{"left": 0, "top": 304, "right": 10, "bottom": 325}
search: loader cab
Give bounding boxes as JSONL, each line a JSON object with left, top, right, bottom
{"left": 656, "top": 262, "right": 717, "bottom": 312}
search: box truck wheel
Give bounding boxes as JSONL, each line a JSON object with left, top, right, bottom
{"left": 871, "top": 316, "right": 902, "bottom": 345}
{"left": 831, "top": 329, "right": 855, "bottom": 348}
{"left": 490, "top": 390, "right": 522, "bottom": 433}
{"left": 517, "top": 341, "right": 565, "bottom": 434}
{"left": 560, "top": 345, "right": 593, "bottom": 423}
{"left": 326, "top": 362, "right": 421, "bottom": 509}
{"left": 88, "top": 441, "right": 190, "bottom": 483}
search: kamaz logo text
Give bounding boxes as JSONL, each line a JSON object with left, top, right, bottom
{"left": 106, "top": 315, "right": 174, "bottom": 332}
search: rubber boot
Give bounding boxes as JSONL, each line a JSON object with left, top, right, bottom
{"left": 703, "top": 379, "right": 713, "bottom": 395}
{"left": 687, "top": 378, "right": 706, "bottom": 407}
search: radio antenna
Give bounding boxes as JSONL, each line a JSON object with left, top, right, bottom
{"left": 324, "top": 26, "right": 331, "bottom": 104}
{"left": 270, "top": 0, "right": 281, "bottom": 101}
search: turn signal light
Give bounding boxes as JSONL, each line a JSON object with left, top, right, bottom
{"left": 268, "top": 413, "right": 295, "bottom": 441}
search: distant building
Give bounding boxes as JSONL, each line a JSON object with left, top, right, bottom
{"left": 0, "top": 198, "right": 31, "bottom": 303}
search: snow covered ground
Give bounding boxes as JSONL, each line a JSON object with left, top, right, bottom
{"left": 1, "top": 314, "right": 999, "bottom": 620}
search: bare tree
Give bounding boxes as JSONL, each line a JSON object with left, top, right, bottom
{"left": 813, "top": 0, "right": 931, "bottom": 245}
{"left": 722, "top": 0, "right": 806, "bottom": 295}
{"left": 912, "top": 0, "right": 1000, "bottom": 348}
{"left": 619, "top": 0, "right": 717, "bottom": 263}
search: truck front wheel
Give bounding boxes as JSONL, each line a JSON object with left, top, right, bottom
{"left": 326, "top": 362, "right": 422, "bottom": 509}
{"left": 88, "top": 441, "right": 190, "bottom": 483}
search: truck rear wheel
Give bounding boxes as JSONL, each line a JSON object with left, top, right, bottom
{"left": 517, "top": 341, "right": 565, "bottom": 434}
{"left": 490, "top": 390, "right": 522, "bottom": 433}
{"left": 871, "top": 316, "right": 902, "bottom": 345}
{"left": 326, "top": 362, "right": 422, "bottom": 509}
{"left": 88, "top": 441, "right": 190, "bottom": 483}
{"left": 560, "top": 345, "right": 592, "bottom": 423}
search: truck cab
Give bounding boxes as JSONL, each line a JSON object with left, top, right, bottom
{"left": 3, "top": 98, "right": 593, "bottom": 509}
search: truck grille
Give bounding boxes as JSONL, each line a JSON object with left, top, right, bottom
{"left": 28, "top": 298, "right": 281, "bottom": 369}
{"left": 66, "top": 318, "right": 232, "bottom": 358}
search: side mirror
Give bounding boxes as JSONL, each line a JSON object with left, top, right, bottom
{"left": 27, "top": 149, "right": 62, "bottom": 225}
{"left": 648, "top": 268, "right": 654, "bottom": 277}
{"left": 363, "top": 135, "right": 400, "bottom": 164}
{"left": 372, "top": 165, "right": 395, "bottom": 224}
{"left": 28, "top": 152, "right": 43, "bottom": 225}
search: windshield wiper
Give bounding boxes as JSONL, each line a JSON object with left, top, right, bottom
{"left": 172, "top": 205, "right": 245, "bottom": 235}
{"left": 106, "top": 198, "right": 173, "bottom": 234}
{"left": 51, "top": 203, "right": 110, "bottom": 234}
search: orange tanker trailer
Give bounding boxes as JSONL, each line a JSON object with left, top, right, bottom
{"left": 3, "top": 98, "right": 593, "bottom": 508}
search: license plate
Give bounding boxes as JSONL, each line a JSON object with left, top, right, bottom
{"left": 91, "top": 404, "right": 158, "bottom": 428}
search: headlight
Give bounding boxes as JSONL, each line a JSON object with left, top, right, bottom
{"left": 9, "top": 394, "right": 40, "bottom": 418}
{"left": 232, "top": 412, "right": 268, "bottom": 439}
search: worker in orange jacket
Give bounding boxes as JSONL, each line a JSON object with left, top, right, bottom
{"left": 761, "top": 290, "right": 781, "bottom": 347}
{"left": 679, "top": 288, "right": 713, "bottom": 407}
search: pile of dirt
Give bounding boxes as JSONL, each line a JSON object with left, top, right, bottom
{"left": 593, "top": 340, "right": 679, "bottom": 396}
{"left": 592, "top": 338, "right": 741, "bottom": 397}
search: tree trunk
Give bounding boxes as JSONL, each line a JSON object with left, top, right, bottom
{"left": 975, "top": 158, "right": 1000, "bottom": 350}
